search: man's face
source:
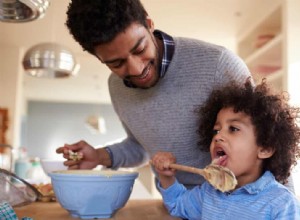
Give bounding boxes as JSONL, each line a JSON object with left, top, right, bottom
{"left": 94, "top": 20, "right": 161, "bottom": 89}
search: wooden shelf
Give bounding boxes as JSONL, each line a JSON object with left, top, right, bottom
{"left": 237, "top": 3, "right": 284, "bottom": 91}
{"left": 237, "top": 5, "right": 282, "bottom": 59}
{"left": 245, "top": 34, "right": 282, "bottom": 68}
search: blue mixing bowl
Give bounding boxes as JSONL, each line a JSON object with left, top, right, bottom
{"left": 49, "top": 170, "right": 138, "bottom": 219}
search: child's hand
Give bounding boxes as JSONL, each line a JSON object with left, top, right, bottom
{"left": 151, "top": 152, "right": 176, "bottom": 177}
{"left": 151, "top": 152, "right": 177, "bottom": 189}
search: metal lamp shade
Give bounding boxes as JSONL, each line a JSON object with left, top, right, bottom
{"left": 0, "top": 0, "right": 49, "bottom": 23}
{"left": 22, "top": 43, "right": 80, "bottom": 78}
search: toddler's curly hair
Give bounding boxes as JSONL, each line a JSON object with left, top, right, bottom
{"left": 197, "top": 78, "right": 300, "bottom": 183}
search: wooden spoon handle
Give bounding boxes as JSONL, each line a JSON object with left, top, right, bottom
{"left": 169, "top": 163, "right": 205, "bottom": 176}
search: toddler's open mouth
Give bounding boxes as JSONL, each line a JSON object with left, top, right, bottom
{"left": 212, "top": 148, "right": 228, "bottom": 166}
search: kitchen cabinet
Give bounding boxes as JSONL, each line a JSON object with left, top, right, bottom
{"left": 0, "top": 108, "right": 8, "bottom": 144}
{"left": 237, "top": 2, "right": 285, "bottom": 92}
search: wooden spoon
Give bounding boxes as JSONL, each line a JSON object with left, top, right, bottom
{"left": 169, "top": 163, "right": 237, "bottom": 192}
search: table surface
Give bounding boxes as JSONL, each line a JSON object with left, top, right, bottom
{"left": 14, "top": 200, "right": 181, "bottom": 220}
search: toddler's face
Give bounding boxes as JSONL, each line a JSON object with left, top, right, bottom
{"left": 209, "top": 107, "right": 265, "bottom": 187}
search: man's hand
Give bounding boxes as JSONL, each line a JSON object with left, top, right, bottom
{"left": 56, "top": 140, "right": 111, "bottom": 169}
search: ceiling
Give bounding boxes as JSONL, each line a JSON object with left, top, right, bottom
{"left": 0, "top": 0, "right": 278, "bottom": 104}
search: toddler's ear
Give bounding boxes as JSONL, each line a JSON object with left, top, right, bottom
{"left": 258, "top": 147, "right": 275, "bottom": 159}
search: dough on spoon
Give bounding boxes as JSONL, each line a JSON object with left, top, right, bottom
{"left": 203, "top": 164, "right": 237, "bottom": 192}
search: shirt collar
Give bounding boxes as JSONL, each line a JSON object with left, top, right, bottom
{"left": 238, "top": 171, "right": 275, "bottom": 195}
{"left": 123, "top": 30, "right": 174, "bottom": 88}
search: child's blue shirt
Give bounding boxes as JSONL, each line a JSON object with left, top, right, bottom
{"left": 159, "top": 171, "right": 300, "bottom": 220}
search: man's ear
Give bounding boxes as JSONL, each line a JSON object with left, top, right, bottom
{"left": 258, "top": 147, "right": 275, "bottom": 159}
{"left": 146, "top": 17, "right": 154, "bottom": 31}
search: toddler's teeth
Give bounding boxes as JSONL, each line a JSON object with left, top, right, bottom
{"left": 212, "top": 157, "right": 220, "bottom": 164}
{"left": 212, "top": 156, "right": 225, "bottom": 165}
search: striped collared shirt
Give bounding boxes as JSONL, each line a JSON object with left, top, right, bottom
{"left": 123, "top": 30, "right": 174, "bottom": 88}
{"left": 159, "top": 171, "right": 300, "bottom": 219}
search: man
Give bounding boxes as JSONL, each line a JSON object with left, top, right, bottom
{"left": 56, "top": 0, "right": 251, "bottom": 189}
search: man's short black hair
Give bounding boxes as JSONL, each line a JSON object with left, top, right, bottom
{"left": 66, "top": 0, "right": 148, "bottom": 55}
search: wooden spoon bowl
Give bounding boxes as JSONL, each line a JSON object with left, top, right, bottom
{"left": 169, "top": 163, "right": 237, "bottom": 192}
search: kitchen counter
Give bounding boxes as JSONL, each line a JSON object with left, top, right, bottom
{"left": 14, "top": 200, "right": 181, "bottom": 220}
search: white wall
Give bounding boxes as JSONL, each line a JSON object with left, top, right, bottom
{"left": 22, "top": 101, "right": 126, "bottom": 159}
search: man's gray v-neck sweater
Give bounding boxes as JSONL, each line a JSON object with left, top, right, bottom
{"left": 107, "top": 37, "right": 250, "bottom": 187}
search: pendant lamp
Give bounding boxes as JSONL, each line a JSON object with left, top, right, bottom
{"left": 0, "top": 0, "right": 50, "bottom": 23}
{"left": 22, "top": 43, "right": 80, "bottom": 78}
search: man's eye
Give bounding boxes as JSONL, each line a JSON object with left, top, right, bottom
{"left": 134, "top": 48, "right": 145, "bottom": 55}
{"left": 108, "top": 61, "right": 124, "bottom": 69}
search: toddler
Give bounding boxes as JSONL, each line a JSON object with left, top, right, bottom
{"left": 152, "top": 79, "right": 300, "bottom": 220}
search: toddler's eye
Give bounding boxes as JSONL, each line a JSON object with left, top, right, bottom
{"left": 213, "top": 129, "right": 219, "bottom": 135}
{"left": 229, "top": 126, "right": 239, "bottom": 132}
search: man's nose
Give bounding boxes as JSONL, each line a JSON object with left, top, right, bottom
{"left": 126, "top": 56, "right": 143, "bottom": 76}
